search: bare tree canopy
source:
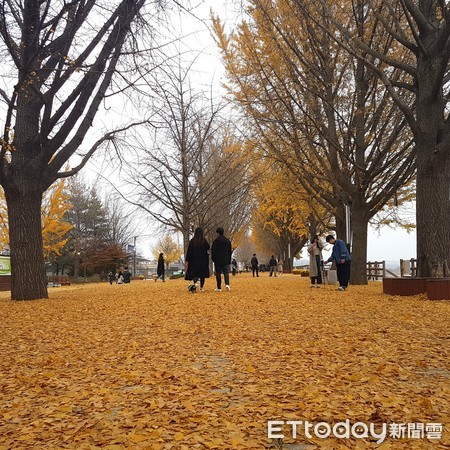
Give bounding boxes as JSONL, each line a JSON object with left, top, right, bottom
{"left": 0, "top": 0, "right": 159, "bottom": 299}
{"left": 120, "top": 57, "right": 254, "bottom": 254}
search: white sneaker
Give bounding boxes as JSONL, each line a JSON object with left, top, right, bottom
{"left": 337, "top": 286, "right": 346, "bottom": 291}
{"left": 200, "top": 288, "right": 204, "bottom": 292}
{"left": 215, "top": 288, "right": 222, "bottom": 292}
{"left": 310, "top": 285, "right": 315, "bottom": 288}
{"left": 225, "top": 285, "right": 230, "bottom": 291}
{"left": 316, "top": 285, "right": 321, "bottom": 288}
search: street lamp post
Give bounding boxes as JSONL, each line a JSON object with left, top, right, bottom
{"left": 133, "top": 236, "right": 137, "bottom": 276}
{"left": 288, "top": 241, "right": 291, "bottom": 273}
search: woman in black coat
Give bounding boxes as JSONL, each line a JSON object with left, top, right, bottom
{"left": 156, "top": 253, "right": 165, "bottom": 282}
{"left": 185, "top": 227, "right": 210, "bottom": 292}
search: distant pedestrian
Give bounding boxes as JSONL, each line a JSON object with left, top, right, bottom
{"left": 231, "top": 258, "right": 238, "bottom": 276}
{"left": 122, "top": 267, "right": 132, "bottom": 284}
{"left": 269, "top": 255, "right": 277, "bottom": 277}
{"left": 108, "top": 271, "right": 115, "bottom": 285}
{"left": 308, "top": 235, "right": 324, "bottom": 288}
{"left": 250, "top": 254, "right": 259, "bottom": 277}
{"left": 185, "top": 227, "right": 210, "bottom": 292}
{"left": 325, "top": 235, "right": 351, "bottom": 291}
{"left": 277, "top": 257, "right": 283, "bottom": 276}
{"left": 156, "top": 253, "right": 165, "bottom": 282}
{"left": 211, "top": 227, "right": 232, "bottom": 292}
{"left": 116, "top": 270, "right": 122, "bottom": 284}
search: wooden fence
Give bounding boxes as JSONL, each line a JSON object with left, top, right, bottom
{"left": 366, "top": 258, "right": 417, "bottom": 280}
{"left": 400, "top": 258, "right": 417, "bottom": 277}
{"left": 367, "top": 261, "right": 386, "bottom": 280}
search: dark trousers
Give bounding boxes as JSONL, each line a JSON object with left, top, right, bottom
{"left": 337, "top": 261, "right": 351, "bottom": 288}
{"left": 193, "top": 277, "right": 205, "bottom": 288}
{"left": 215, "top": 264, "right": 230, "bottom": 289}
{"left": 311, "top": 255, "right": 323, "bottom": 284}
{"left": 252, "top": 266, "right": 259, "bottom": 277}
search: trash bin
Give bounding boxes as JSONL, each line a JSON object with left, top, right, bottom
{"left": 327, "top": 269, "right": 337, "bottom": 285}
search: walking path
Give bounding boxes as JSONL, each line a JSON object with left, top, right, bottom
{"left": 0, "top": 275, "right": 448, "bottom": 449}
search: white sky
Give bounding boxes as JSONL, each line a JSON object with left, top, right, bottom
{"left": 367, "top": 226, "right": 416, "bottom": 262}
{"left": 84, "top": 0, "right": 417, "bottom": 262}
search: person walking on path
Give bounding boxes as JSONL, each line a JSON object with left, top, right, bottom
{"left": 211, "top": 227, "right": 232, "bottom": 292}
{"left": 185, "top": 227, "right": 210, "bottom": 292}
{"left": 156, "top": 253, "right": 165, "bottom": 282}
{"left": 250, "top": 254, "right": 259, "bottom": 277}
{"left": 231, "top": 258, "right": 238, "bottom": 276}
{"left": 325, "top": 235, "right": 351, "bottom": 290}
{"left": 269, "top": 255, "right": 277, "bottom": 277}
{"left": 308, "top": 235, "right": 324, "bottom": 288}
{"left": 108, "top": 271, "right": 115, "bottom": 285}
{"left": 277, "top": 257, "right": 283, "bottom": 276}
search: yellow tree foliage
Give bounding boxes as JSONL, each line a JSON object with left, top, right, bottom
{"left": 41, "top": 180, "right": 73, "bottom": 259}
{"left": 255, "top": 174, "right": 309, "bottom": 238}
{"left": 252, "top": 157, "right": 332, "bottom": 235}
{"left": 152, "top": 235, "right": 182, "bottom": 268}
{"left": 213, "top": 1, "right": 416, "bottom": 285}
{"left": 250, "top": 160, "right": 332, "bottom": 260}
{"left": 0, "top": 180, "right": 72, "bottom": 257}
{"left": 0, "top": 190, "right": 8, "bottom": 251}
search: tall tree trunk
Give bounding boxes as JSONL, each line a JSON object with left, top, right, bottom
{"left": 6, "top": 191, "right": 48, "bottom": 300}
{"left": 182, "top": 226, "right": 190, "bottom": 259}
{"left": 415, "top": 51, "right": 450, "bottom": 277}
{"left": 74, "top": 252, "right": 80, "bottom": 278}
{"left": 349, "top": 208, "right": 368, "bottom": 285}
{"left": 335, "top": 214, "right": 346, "bottom": 242}
{"left": 416, "top": 151, "right": 450, "bottom": 277}
{"left": 285, "top": 256, "right": 294, "bottom": 272}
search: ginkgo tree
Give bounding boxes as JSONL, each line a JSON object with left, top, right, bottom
{"left": 41, "top": 181, "right": 73, "bottom": 260}
{"left": 214, "top": 0, "right": 416, "bottom": 283}
{"left": 0, "top": 179, "right": 72, "bottom": 258}
{"left": 251, "top": 160, "right": 333, "bottom": 270}
{"left": 152, "top": 235, "right": 183, "bottom": 268}
{"left": 303, "top": 0, "right": 450, "bottom": 278}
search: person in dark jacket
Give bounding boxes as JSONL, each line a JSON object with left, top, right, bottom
{"left": 269, "top": 255, "right": 277, "bottom": 277}
{"left": 250, "top": 254, "right": 259, "bottom": 277}
{"left": 185, "top": 227, "right": 210, "bottom": 292}
{"left": 156, "top": 253, "right": 165, "bottom": 282}
{"left": 122, "top": 266, "right": 132, "bottom": 283}
{"left": 108, "top": 271, "right": 115, "bottom": 285}
{"left": 325, "top": 235, "right": 351, "bottom": 290}
{"left": 211, "top": 227, "right": 232, "bottom": 292}
{"left": 231, "top": 258, "right": 238, "bottom": 276}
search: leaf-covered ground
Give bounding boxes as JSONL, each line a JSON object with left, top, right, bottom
{"left": 0, "top": 274, "right": 449, "bottom": 449}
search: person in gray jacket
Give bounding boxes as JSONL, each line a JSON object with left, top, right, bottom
{"left": 211, "top": 227, "right": 232, "bottom": 292}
